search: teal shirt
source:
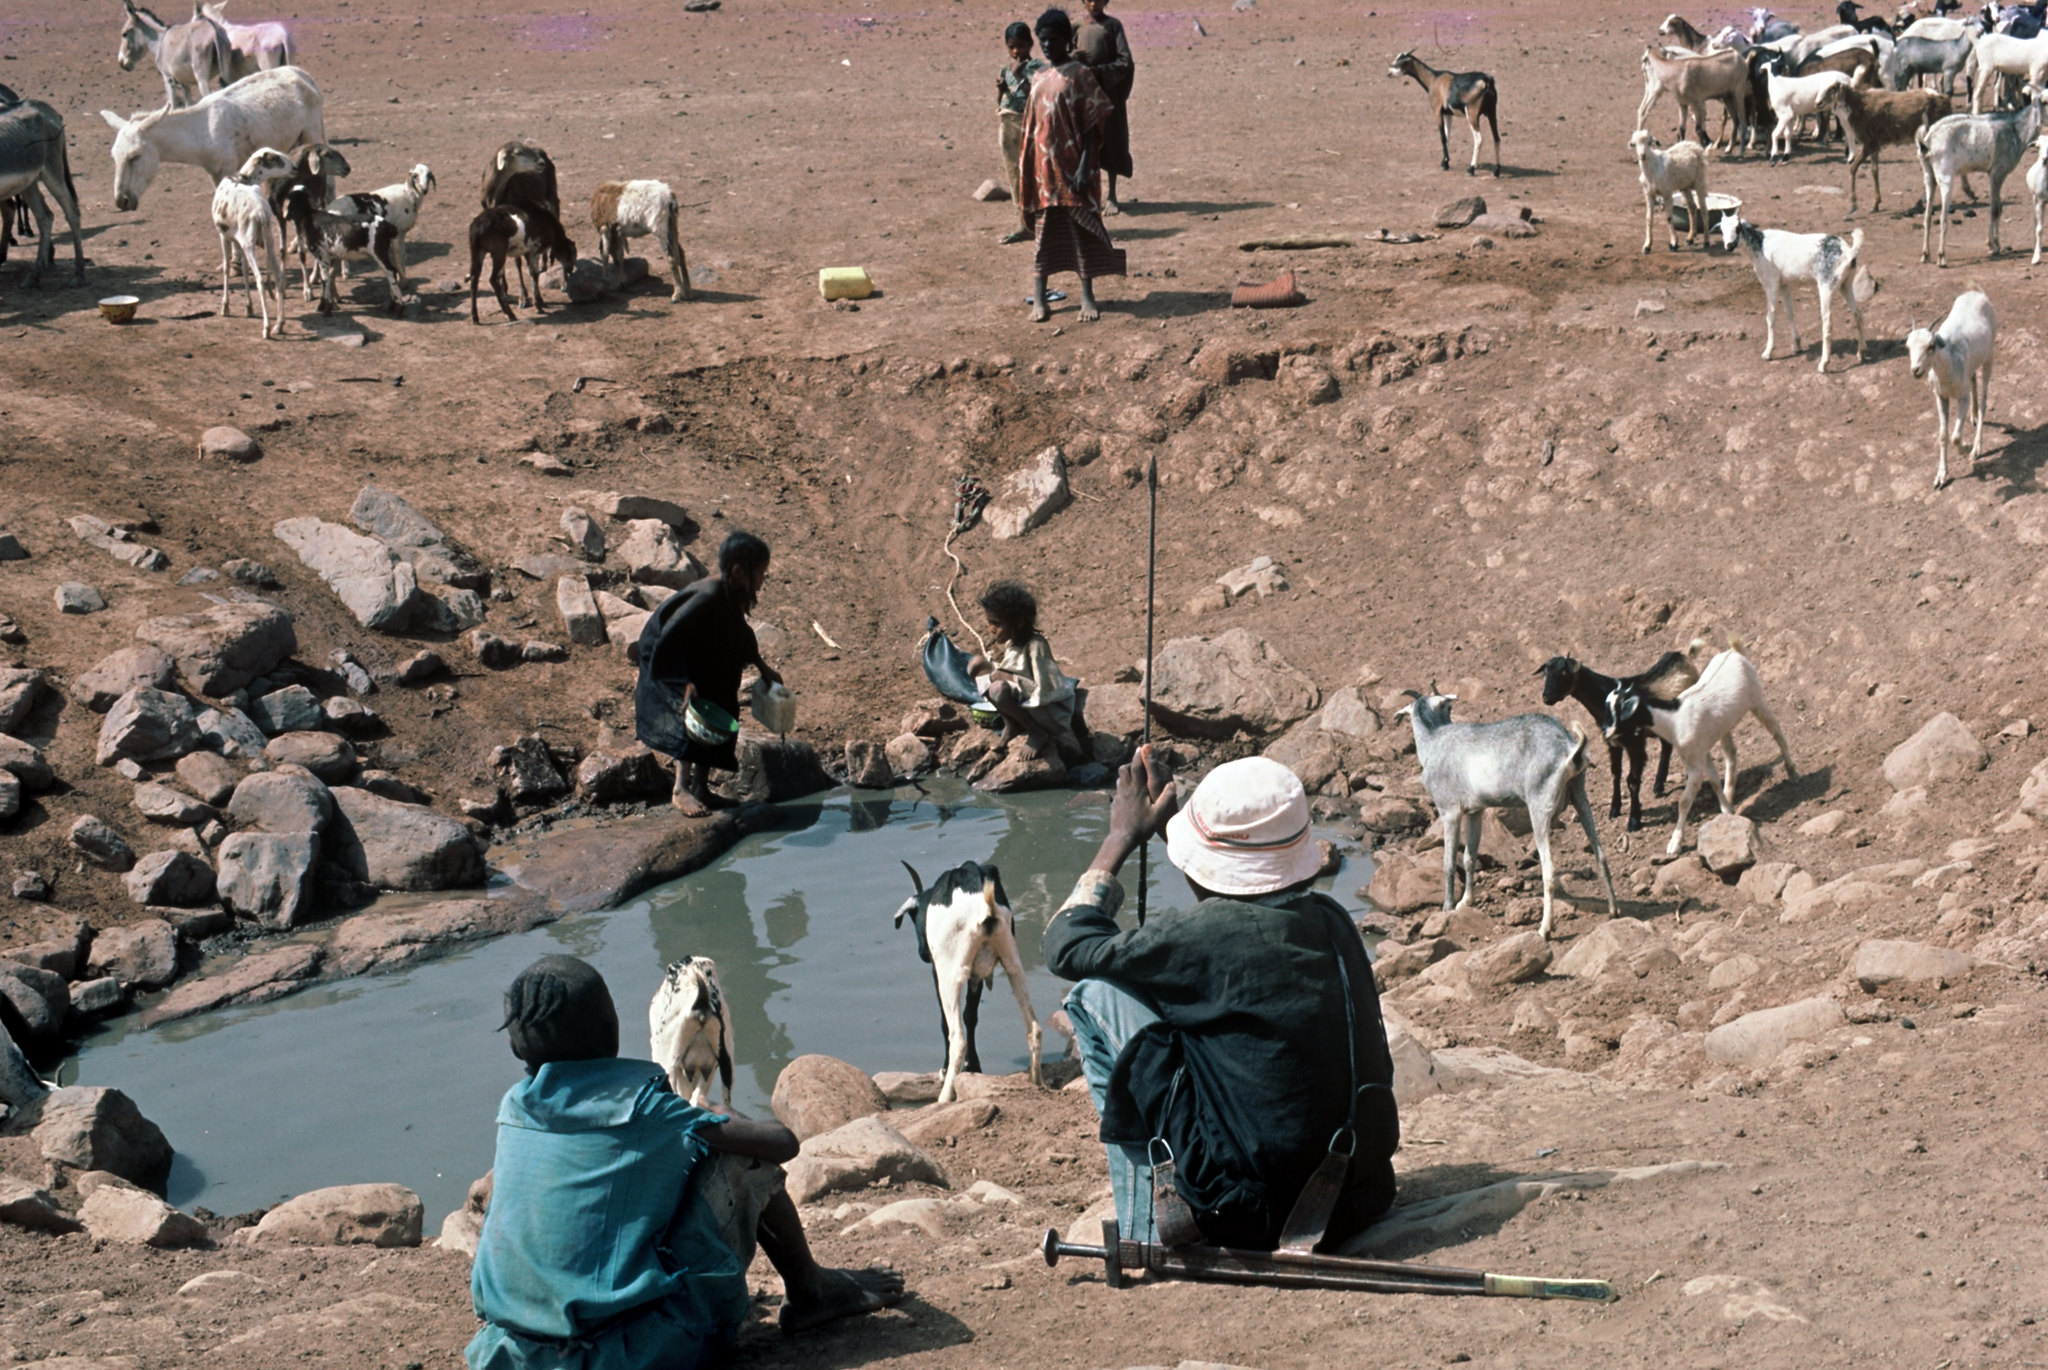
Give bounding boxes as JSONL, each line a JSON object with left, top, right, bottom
{"left": 466, "top": 1058, "right": 749, "bottom": 1370}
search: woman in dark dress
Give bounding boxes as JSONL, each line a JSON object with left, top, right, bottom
{"left": 635, "top": 531, "right": 781, "bottom": 817}
{"left": 1075, "top": 0, "right": 1134, "bottom": 213}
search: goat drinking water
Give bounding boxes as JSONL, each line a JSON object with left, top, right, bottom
{"left": 893, "top": 860, "right": 1042, "bottom": 1105}
{"left": 1906, "top": 288, "right": 1997, "bottom": 487}
{"left": 649, "top": 956, "right": 734, "bottom": 1110}
{"left": 1397, "top": 689, "right": 1619, "bottom": 941}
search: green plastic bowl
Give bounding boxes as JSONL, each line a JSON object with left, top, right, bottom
{"left": 969, "top": 703, "right": 1001, "bottom": 728}
{"left": 683, "top": 697, "right": 739, "bottom": 746}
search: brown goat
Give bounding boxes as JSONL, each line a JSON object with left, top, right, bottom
{"left": 1827, "top": 78, "right": 1950, "bottom": 211}
{"left": 468, "top": 204, "right": 577, "bottom": 324}
{"left": 1387, "top": 52, "right": 1501, "bottom": 176}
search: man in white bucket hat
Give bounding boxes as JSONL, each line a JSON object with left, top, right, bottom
{"left": 1044, "top": 749, "right": 1400, "bottom": 1253}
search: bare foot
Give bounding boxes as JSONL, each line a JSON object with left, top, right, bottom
{"left": 1078, "top": 302, "right": 1100, "bottom": 322}
{"left": 780, "top": 1267, "right": 905, "bottom": 1332}
{"left": 1029, "top": 301, "right": 1050, "bottom": 322}
{"left": 670, "top": 789, "right": 711, "bottom": 818}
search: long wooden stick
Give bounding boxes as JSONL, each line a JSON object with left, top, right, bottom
{"left": 1137, "top": 453, "right": 1158, "bottom": 927}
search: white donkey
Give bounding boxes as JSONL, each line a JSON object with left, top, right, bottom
{"left": 102, "top": 65, "right": 324, "bottom": 213}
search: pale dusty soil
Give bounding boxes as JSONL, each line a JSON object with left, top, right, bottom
{"left": 6, "top": 0, "right": 2048, "bottom": 1362}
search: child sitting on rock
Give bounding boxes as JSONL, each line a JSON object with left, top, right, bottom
{"left": 968, "top": 580, "right": 1088, "bottom": 764}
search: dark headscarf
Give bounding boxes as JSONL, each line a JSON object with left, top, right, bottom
{"left": 500, "top": 955, "right": 620, "bottom": 1074}
{"left": 1035, "top": 7, "right": 1074, "bottom": 61}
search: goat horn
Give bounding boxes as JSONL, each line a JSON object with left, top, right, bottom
{"left": 899, "top": 860, "right": 924, "bottom": 895}
{"left": 1401, "top": 688, "right": 1425, "bottom": 700}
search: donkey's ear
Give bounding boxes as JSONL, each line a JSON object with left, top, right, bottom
{"left": 101, "top": 109, "right": 130, "bottom": 131}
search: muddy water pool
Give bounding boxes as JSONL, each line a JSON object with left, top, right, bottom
{"left": 64, "top": 783, "right": 1370, "bottom": 1221}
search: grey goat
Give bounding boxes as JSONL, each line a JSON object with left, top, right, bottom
{"left": 1397, "top": 688, "right": 1620, "bottom": 941}
{"left": 1917, "top": 89, "right": 2043, "bottom": 265}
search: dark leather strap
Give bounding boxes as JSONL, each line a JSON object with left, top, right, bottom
{"left": 1273, "top": 900, "right": 1367, "bottom": 1255}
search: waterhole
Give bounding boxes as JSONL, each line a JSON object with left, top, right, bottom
{"left": 63, "top": 782, "right": 1370, "bottom": 1221}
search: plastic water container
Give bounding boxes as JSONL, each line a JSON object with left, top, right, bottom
{"left": 818, "top": 267, "right": 874, "bottom": 301}
{"left": 750, "top": 679, "right": 797, "bottom": 734}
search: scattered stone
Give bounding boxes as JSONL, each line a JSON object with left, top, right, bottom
{"left": 88, "top": 919, "right": 180, "bottom": 988}
{"left": 574, "top": 745, "right": 669, "bottom": 803}
{"left": 0, "top": 669, "right": 45, "bottom": 736}
{"left": 216, "top": 831, "right": 320, "bottom": 928}
{"left": 223, "top": 557, "right": 277, "bottom": 587}
{"left": 576, "top": 491, "right": 692, "bottom": 526}
{"left": 976, "top": 734, "right": 1068, "bottom": 792}
{"left": 394, "top": 650, "right": 446, "bottom": 685}
{"left": 609, "top": 610, "right": 653, "bottom": 663}
{"left": 987, "top": 446, "right": 1072, "bottom": 539}
{"left": 1149, "top": 629, "right": 1320, "bottom": 739}
{"left": 873, "top": 1071, "right": 943, "bottom": 1106}
{"left": 560, "top": 507, "right": 604, "bottom": 561}
{"left": 520, "top": 451, "right": 571, "bottom": 476}
{"left": 168, "top": 752, "right": 236, "bottom": 808}
{"left": 895, "top": 1099, "right": 999, "bottom": 1148}
{"left": 556, "top": 575, "right": 605, "bottom": 646}
{"left": 1553, "top": 919, "right": 1660, "bottom": 978}
{"left": 96, "top": 687, "right": 203, "bottom": 766}
{"left": 130, "top": 783, "right": 212, "bottom": 829}
{"left": 21, "top": 1086, "right": 172, "bottom": 1188}
{"left": 122, "top": 851, "right": 215, "bottom": 907}
{"left": 435, "top": 1172, "right": 493, "bottom": 1256}
{"left": 70, "top": 977, "right": 125, "bottom": 1017}
{"left": 783, "top": 1115, "right": 949, "bottom": 1204}
{"left": 80, "top": 1183, "right": 208, "bottom": 1247}
{"left": 1465, "top": 931, "right": 1553, "bottom": 988}
{"left": 327, "top": 786, "right": 486, "bottom": 891}
{"left": 469, "top": 629, "right": 521, "bottom": 670}
{"left": 349, "top": 485, "right": 486, "bottom": 588}
{"left": 885, "top": 732, "right": 935, "bottom": 780}
{"left": 0, "top": 1177, "right": 81, "bottom": 1235}
{"left": 322, "top": 695, "right": 378, "bottom": 733}
{"left": 1883, "top": 712, "right": 1988, "bottom": 790}
{"left": 1703, "top": 996, "right": 1844, "bottom": 1067}
{"left": 973, "top": 177, "right": 1008, "bottom": 202}
{"left": 0, "top": 611, "right": 22, "bottom": 643}
{"left": 238, "top": 1183, "right": 424, "bottom": 1248}
{"left": 772, "top": 1055, "right": 889, "bottom": 1141}
{"left": 140, "top": 603, "right": 298, "bottom": 699}
{"left": 0, "top": 770, "right": 17, "bottom": 820}
{"left": 845, "top": 739, "right": 893, "bottom": 789}
{"left": 179, "top": 567, "right": 220, "bottom": 585}
{"left": 1510, "top": 998, "right": 1559, "bottom": 1035}
{"left": 193, "top": 706, "right": 265, "bottom": 761}
{"left": 0, "top": 963, "right": 66, "bottom": 1042}
{"left": 1735, "top": 861, "right": 1798, "bottom": 903}
{"left": 1435, "top": 195, "right": 1486, "bottom": 228}
{"left": 1470, "top": 212, "right": 1538, "bottom": 238}
{"left": 616, "top": 519, "right": 703, "bottom": 589}
{"left": 1356, "top": 793, "right": 1429, "bottom": 834}
{"left": 1696, "top": 814, "right": 1759, "bottom": 876}
{"left": 252, "top": 685, "right": 323, "bottom": 736}
{"left": 0, "top": 734, "right": 53, "bottom": 791}
{"left": 493, "top": 736, "right": 568, "bottom": 803}
{"left": 266, "top": 731, "right": 355, "bottom": 783}
{"left": 274, "top": 517, "right": 423, "bottom": 631}
{"left": 69, "top": 815, "right": 137, "bottom": 871}
{"left": 56, "top": 581, "right": 106, "bottom": 614}
{"left": 0, "top": 533, "right": 23, "bottom": 561}
{"left": 199, "top": 424, "right": 261, "bottom": 461}
{"left": 1216, "top": 555, "right": 1290, "bottom": 604}
{"left": 1851, "top": 939, "right": 1975, "bottom": 991}
{"left": 355, "top": 770, "right": 429, "bottom": 805}
{"left": 10, "top": 870, "right": 49, "bottom": 900}
{"left": 68, "top": 514, "right": 170, "bottom": 571}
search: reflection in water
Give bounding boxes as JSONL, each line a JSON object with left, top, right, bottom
{"left": 60, "top": 781, "right": 1370, "bottom": 1221}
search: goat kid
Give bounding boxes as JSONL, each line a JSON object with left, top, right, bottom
{"left": 1388, "top": 51, "right": 1503, "bottom": 175}
{"left": 1763, "top": 61, "right": 1857, "bottom": 158}
{"left": 1536, "top": 651, "right": 1701, "bottom": 831}
{"left": 1629, "top": 129, "right": 1709, "bottom": 251}
{"left": 1906, "top": 288, "right": 1997, "bottom": 487}
{"left": 589, "top": 179, "right": 692, "bottom": 302}
{"left": 211, "top": 146, "right": 291, "bottom": 339}
{"left": 335, "top": 162, "right": 434, "bottom": 288}
{"left": 468, "top": 203, "right": 576, "bottom": 324}
{"left": 1605, "top": 646, "right": 1797, "bottom": 855}
{"left": 1719, "top": 215, "right": 1876, "bottom": 371}
{"left": 281, "top": 182, "right": 407, "bottom": 315}
{"left": 479, "top": 140, "right": 560, "bottom": 305}
{"left": 893, "top": 861, "right": 1042, "bottom": 1105}
{"left": 2031, "top": 130, "right": 2048, "bottom": 255}
{"left": 649, "top": 956, "right": 734, "bottom": 1110}
{"left": 266, "top": 141, "right": 347, "bottom": 289}
{"left": 1397, "top": 689, "right": 1619, "bottom": 941}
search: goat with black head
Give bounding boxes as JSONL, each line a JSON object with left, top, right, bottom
{"left": 893, "top": 860, "right": 1043, "bottom": 1105}
{"left": 1536, "top": 650, "right": 1701, "bottom": 831}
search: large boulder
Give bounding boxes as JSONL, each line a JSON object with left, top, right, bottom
{"left": 227, "top": 770, "right": 334, "bottom": 834}
{"left": 617, "top": 519, "right": 704, "bottom": 589}
{"left": 274, "top": 517, "right": 423, "bottom": 631}
{"left": 349, "top": 485, "right": 487, "bottom": 589}
{"left": 1552, "top": 919, "right": 1661, "bottom": 979}
{"left": 0, "top": 734, "right": 53, "bottom": 791}
{"left": 134, "top": 602, "right": 295, "bottom": 697}
{"left": 987, "top": 446, "right": 1072, "bottom": 540}
{"left": 1080, "top": 681, "right": 1147, "bottom": 739}
{"left": 782, "top": 1116, "right": 950, "bottom": 1204}
{"left": 1703, "top": 996, "right": 1843, "bottom": 1067}
{"left": 0, "top": 963, "right": 68, "bottom": 1043}
{"left": 492, "top": 736, "right": 568, "bottom": 803}
{"left": 122, "top": 851, "right": 216, "bottom": 907}
{"left": 1464, "top": 931, "right": 1553, "bottom": 988}
{"left": 17, "top": 1086, "right": 173, "bottom": 1190}
{"left": 771, "top": 1055, "right": 889, "bottom": 1141}
{"left": 1882, "top": 712, "right": 1987, "bottom": 790}
{"left": 1850, "top": 939, "right": 1975, "bottom": 991}
{"left": 556, "top": 575, "right": 606, "bottom": 647}
{"left": 574, "top": 744, "right": 670, "bottom": 803}
{"left": 71, "top": 647, "right": 178, "bottom": 712}
{"left": 69, "top": 815, "right": 137, "bottom": 871}
{"left": 239, "top": 1183, "right": 424, "bottom": 1248}
{"left": 96, "top": 688, "right": 204, "bottom": 765}
{"left": 196, "top": 706, "right": 268, "bottom": 760}
{"left": 266, "top": 731, "right": 356, "bottom": 783}
{"left": 327, "top": 787, "right": 486, "bottom": 891}
{"left": 215, "top": 832, "right": 320, "bottom": 928}
{"left": 1147, "top": 629, "right": 1320, "bottom": 739}
{"left": 251, "top": 685, "right": 324, "bottom": 736}
{"left": 132, "top": 781, "right": 215, "bottom": 828}
{"left": 0, "top": 668, "right": 45, "bottom": 735}
{"left": 79, "top": 1183, "right": 208, "bottom": 1248}
{"left": 714, "top": 733, "right": 834, "bottom": 806}
{"left": 1695, "top": 814, "right": 1759, "bottom": 876}
{"left": 0, "top": 1177, "right": 81, "bottom": 1234}
{"left": 88, "top": 920, "right": 181, "bottom": 988}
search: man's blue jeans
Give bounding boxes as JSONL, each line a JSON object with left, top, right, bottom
{"left": 1063, "top": 977, "right": 1164, "bottom": 1243}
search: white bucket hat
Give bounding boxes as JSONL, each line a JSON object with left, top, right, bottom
{"left": 1163, "top": 756, "right": 1322, "bottom": 898}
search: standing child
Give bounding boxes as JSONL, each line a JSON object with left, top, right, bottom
{"left": 1074, "top": 0, "right": 1135, "bottom": 213}
{"left": 1016, "top": 6, "right": 1126, "bottom": 322}
{"left": 968, "top": 580, "right": 1088, "bottom": 764}
{"left": 997, "top": 22, "right": 1048, "bottom": 245}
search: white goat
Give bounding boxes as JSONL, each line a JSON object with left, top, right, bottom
{"left": 1764, "top": 62, "right": 1857, "bottom": 159}
{"left": 1396, "top": 690, "right": 1620, "bottom": 941}
{"left": 893, "top": 861, "right": 1042, "bottom": 1104}
{"left": 649, "top": 956, "right": 734, "bottom": 1110}
{"left": 1917, "top": 91, "right": 2043, "bottom": 264}
{"left": 1906, "top": 289, "right": 1997, "bottom": 488}
{"left": 334, "top": 163, "right": 435, "bottom": 288}
{"left": 1969, "top": 31, "right": 2048, "bottom": 111}
{"left": 1604, "top": 646, "right": 1797, "bottom": 855}
{"left": 589, "top": 179, "right": 692, "bottom": 303}
{"left": 1630, "top": 129, "right": 1709, "bottom": 251}
{"left": 210, "top": 146, "right": 291, "bottom": 339}
{"left": 1719, "top": 215, "right": 1875, "bottom": 371}
{"left": 2031, "top": 133, "right": 2048, "bottom": 259}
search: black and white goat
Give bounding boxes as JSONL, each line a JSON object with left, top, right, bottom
{"left": 649, "top": 956, "right": 734, "bottom": 1110}
{"left": 1605, "top": 645, "right": 1797, "bottom": 855}
{"left": 1536, "top": 650, "right": 1701, "bottom": 831}
{"left": 1718, "top": 215, "right": 1877, "bottom": 372}
{"left": 281, "top": 182, "right": 408, "bottom": 315}
{"left": 893, "top": 860, "right": 1042, "bottom": 1105}
{"left": 333, "top": 162, "right": 434, "bottom": 289}
{"left": 468, "top": 204, "right": 576, "bottom": 324}
{"left": 266, "top": 142, "right": 349, "bottom": 290}
{"left": 1397, "top": 689, "right": 1619, "bottom": 940}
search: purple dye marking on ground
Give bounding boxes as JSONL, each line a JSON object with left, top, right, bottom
{"left": 519, "top": 14, "right": 606, "bottom": 52}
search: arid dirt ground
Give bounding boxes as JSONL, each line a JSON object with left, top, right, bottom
{"left": 8, "top": 0, "right": 2048, "bottom": 1363}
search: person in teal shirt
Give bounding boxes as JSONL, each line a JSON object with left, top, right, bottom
{"left": 467, "top": 956, "right": 903, "bottom": 1369}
